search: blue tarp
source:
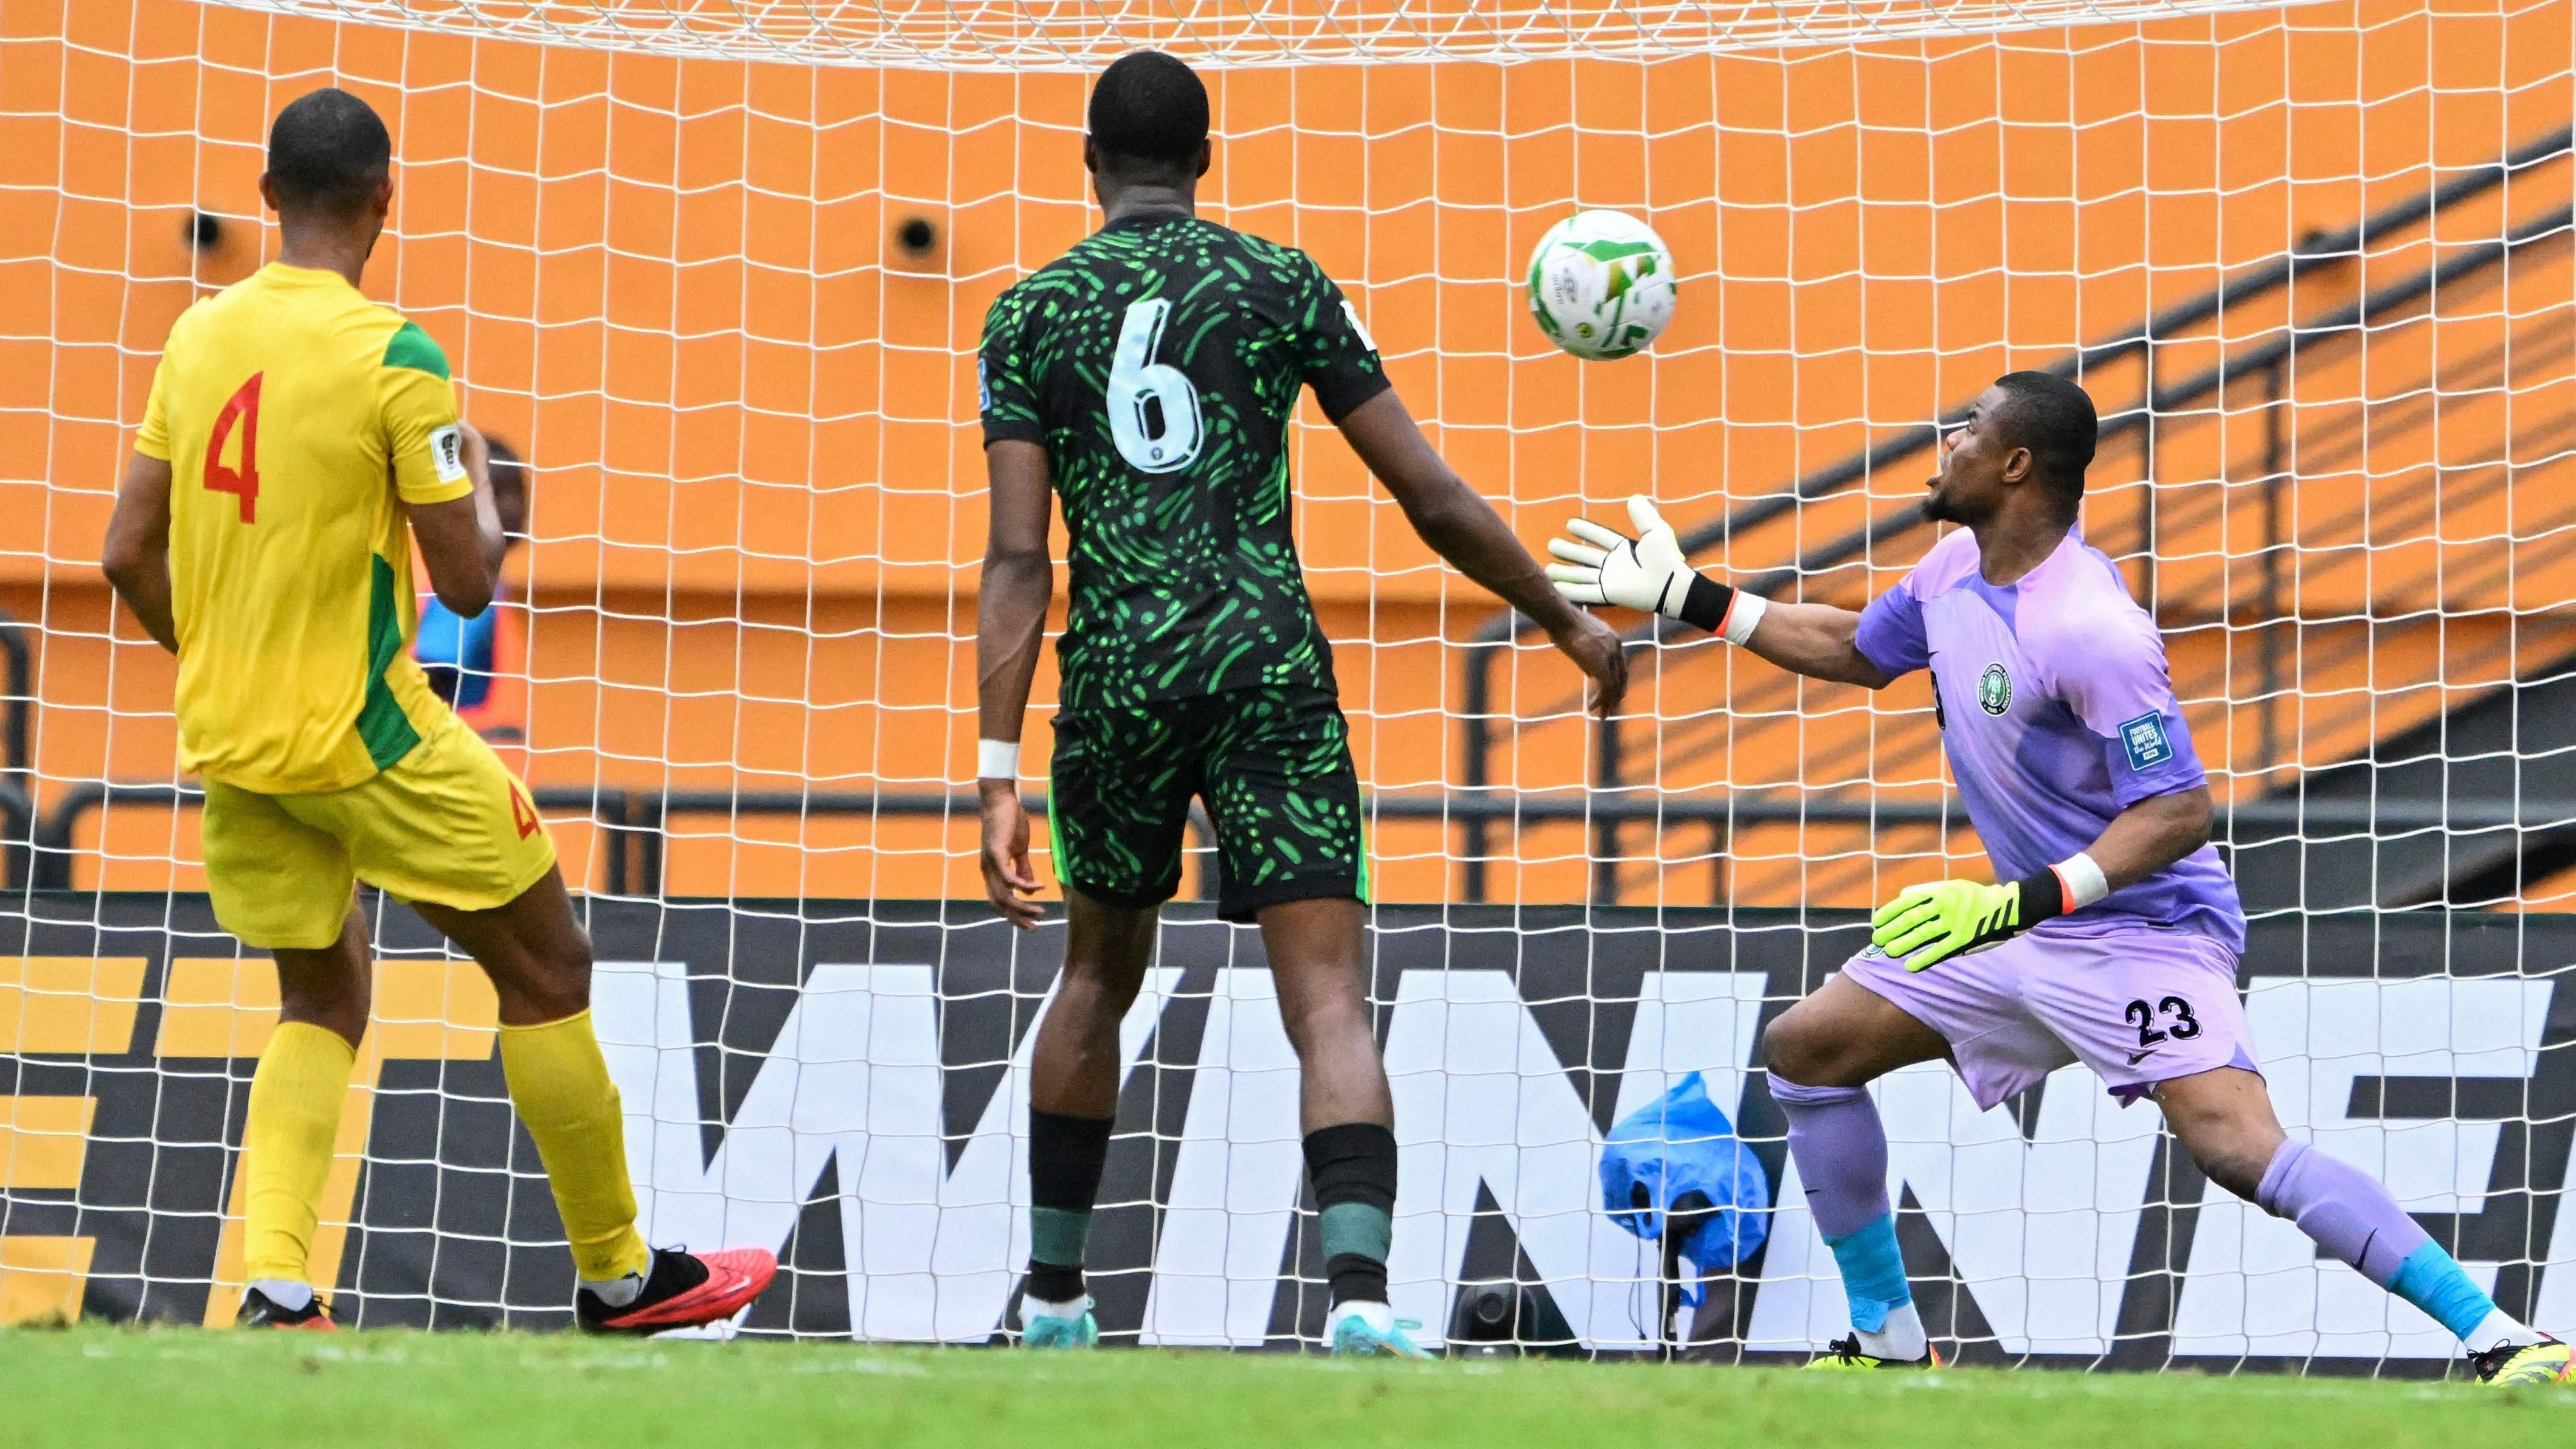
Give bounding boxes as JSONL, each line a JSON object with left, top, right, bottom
{"left": 1599, "top": 1071, "right": 1771, "bottom": 1303}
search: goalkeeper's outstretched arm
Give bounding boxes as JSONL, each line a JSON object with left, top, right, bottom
{"left": 1543, "top": 496, "right": 1891, "bottom": 688}
{"left": 1733, "top": 598, "right": 1892, "bottom": 689}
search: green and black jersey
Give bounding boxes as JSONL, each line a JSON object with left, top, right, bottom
{"left": 978, "top": 212, "right": 1391, "bottom": 713}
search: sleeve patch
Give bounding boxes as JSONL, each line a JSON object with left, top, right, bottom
{"left": 382, "top": 319, "right": 451, "bottom": 380}
{"left": 2119, "top": 710, "right": 2175, "bottom": 770}
{"left": 428, "top": 424, "right": 468, "bottom": 483}
{"left": 1340, "top": 299, "right": 1379, "bottom": 354}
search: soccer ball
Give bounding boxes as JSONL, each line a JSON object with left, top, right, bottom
{"left": 1525, "top": 210, "right": 1677, "bottom": 361}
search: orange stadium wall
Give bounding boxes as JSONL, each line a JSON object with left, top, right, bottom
{"left": 2, "top": 0, "right": 2569, "bottom": 902}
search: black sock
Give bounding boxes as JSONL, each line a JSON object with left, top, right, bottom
{"left": 1027, "top": 1107, "right": 1114, "bottom": 1304}
{"left": 1304, "top": 1121, "right": 1397, "bottom": 1307}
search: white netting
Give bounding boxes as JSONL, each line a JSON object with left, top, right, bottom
{"left": 203, "top": 0, "right": 2327, "bottom": 67}
{"left": 2, "top": 0, "right": 2572, "bottom": 1358}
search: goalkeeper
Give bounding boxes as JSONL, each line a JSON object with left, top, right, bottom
{"left": 1545, "top": 371, "right": 2567, "bottom": 1385}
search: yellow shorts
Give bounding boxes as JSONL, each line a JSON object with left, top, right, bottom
{"left": 201, "top": 716, "right": 559, "bottom": 950}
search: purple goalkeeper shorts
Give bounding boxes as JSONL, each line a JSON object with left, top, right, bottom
{"left": 1839, "top": 926, "right": 2256, "bottom": 1110}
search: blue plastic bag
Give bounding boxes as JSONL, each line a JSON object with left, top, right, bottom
{"left": 1599, "top": 1071, "right": 1771, "bottom": 1301}
{"left": 415, "top": 593, "right": 501, "bottom": 710}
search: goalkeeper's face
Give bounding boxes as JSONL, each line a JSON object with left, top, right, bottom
{"left": 1922, "top": 385, "right": 2015, "bottom": 526}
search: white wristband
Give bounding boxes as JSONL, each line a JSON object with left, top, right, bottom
{"left": 1720, "top": 591, "right": 1768, "bottom": 647}
{"left": 976, "top": 738, "right": 1020, "bottom": 782}
{"left": 2055, "top": 851, "right": 2110, "bottom": 910}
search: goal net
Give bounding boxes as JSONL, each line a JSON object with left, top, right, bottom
{"left": 4, "top": 0, "right": 2574, "bottom": 1361}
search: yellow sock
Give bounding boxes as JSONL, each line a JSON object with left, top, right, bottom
{"left": 497, "top": 1009, "right": 651, "bottom": 1283}
{"left": 241, "top": 1021, "right": 358, "bottom": 1287}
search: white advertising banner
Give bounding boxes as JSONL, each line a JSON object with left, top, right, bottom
{"left": 5, "top": 897, "right": 2571, "bottom": 1368}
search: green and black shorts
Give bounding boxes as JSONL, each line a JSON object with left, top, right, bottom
{"left": 1047, "top": 685, "right": 1367, "bottom": 923}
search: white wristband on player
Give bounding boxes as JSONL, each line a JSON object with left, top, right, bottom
{"left": 1675, "top": 575, "right": 1768, "bottom": 644}
{"left": 1720, "top": 590, "right": 1767, "bottom": 646}
{"left": 976, "top": 738, "right": 1020, "bottom": 782}
{"left": 2053, "top": 851, "right": 2110, "bottom": 910}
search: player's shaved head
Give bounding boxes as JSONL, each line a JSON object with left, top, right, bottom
{"left": 266, "top": 87, "right": 392, "bottom": 219}
{"left": 1989, "top": 371, "right": 2099, "bottom": 515}
{"left": 1088, "top": 50, "right": 1209, "bottom": 176}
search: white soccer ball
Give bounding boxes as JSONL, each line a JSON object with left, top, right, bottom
{"left": 1525, "top": 210, "right": 1678, "bottom": 361}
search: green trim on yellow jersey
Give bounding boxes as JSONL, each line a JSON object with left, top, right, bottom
{"left": 382, "top": 320, "right": 450, "bottom": 380}
{"left": 151, "top": 265, "right": 460, "bottom": 794}
{"left": 358, "top": 556, "right": 424, "bottom": 769}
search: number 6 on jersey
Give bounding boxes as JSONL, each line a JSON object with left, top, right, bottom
{"left": 1107, "top": 297, "right": 1202, "bottom": 472}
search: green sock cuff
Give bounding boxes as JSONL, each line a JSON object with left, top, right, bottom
{"left": 1319, "top": 1201, "right": 1391, "bottom": 1265}
{"left": 1030, "top": 1206, "right": 1092, "bottom": 1267}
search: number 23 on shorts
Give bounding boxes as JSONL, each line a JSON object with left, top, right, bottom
{"left": 2124, "top": 994, "right": 2201, "bottom": 1049}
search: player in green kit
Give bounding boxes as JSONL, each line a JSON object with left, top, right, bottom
{"left": 974, "top": 50, "right": 1628, "bottom": 1355}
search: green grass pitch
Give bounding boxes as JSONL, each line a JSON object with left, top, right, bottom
{"left": 3, "top": 1326, "right": 2570, "bottom": 1447}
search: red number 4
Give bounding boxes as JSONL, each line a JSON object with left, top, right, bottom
{"left": 204, "top": 372, "right": 263, "bottom": 522}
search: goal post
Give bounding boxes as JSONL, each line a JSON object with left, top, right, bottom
{"left": 2, "top": 0, "right": 2573, "bottom": 1358}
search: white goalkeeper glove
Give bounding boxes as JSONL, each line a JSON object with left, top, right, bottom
{"left": 1545, "top": 496, "right": 1766, "bottom": 643}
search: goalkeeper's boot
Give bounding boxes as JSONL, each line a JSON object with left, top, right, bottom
{"left": 237, "top": 1284, "right": 338, "bottom": 1331}
{"left": 1804, "top": 1335, "right": 1942, "bottom": 1371}
{"left": 576, "top": 1246, "right": 777, "bottom": 1335}
{"left": 1328, "top": 1301, "right": 1433, "bottom": 1360}
{"left": 1019, "top": 1294, "right": 1098, "bottom": 1350}
{"left": 2471, "top": 1335, "right": 2573, "bottom": 1387}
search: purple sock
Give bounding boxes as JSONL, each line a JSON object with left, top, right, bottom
{"left": 1769, "top": 1077, "right": 1892, "bottom": 1240}
{"left": 2254, "top": 1139, "right": 2430, "bottom": 1287}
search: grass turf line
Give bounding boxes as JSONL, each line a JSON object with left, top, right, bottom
{"left": 2, "top": 1325, "right": 2571, "bottom": 1448}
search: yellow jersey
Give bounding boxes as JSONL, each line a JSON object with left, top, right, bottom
{"left": 136, "top": 263, "right": 474, "bottom": 794}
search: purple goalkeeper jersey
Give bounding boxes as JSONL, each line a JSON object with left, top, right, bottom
{"left": 1854, "top": 527, "right": 2245, "bottom": 950}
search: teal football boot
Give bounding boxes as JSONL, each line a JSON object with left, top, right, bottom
{"left": 1328, "top": 1304, "right": 1432, "bottom": 1359}
{"left": 1019, "top": 1295, "right": 1098, "bottom": 1350}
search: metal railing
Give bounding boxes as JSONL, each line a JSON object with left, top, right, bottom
{"left": 0, "top": 609, "right": 27, "bottom": 803}
{"left": 0, "top": 609, "right": 30, "bottom": 891}
{"left": 1456, "top": 125, "right": 2576, "bottom": 902}
{"left": 19, "top": 782, "right": 1180, "bottom": 899}
{"left": 0, "top": 780, "right": 28, "bottom": 894}
{"left": 23, "top": 778, "right": 2575, "bottom": 902}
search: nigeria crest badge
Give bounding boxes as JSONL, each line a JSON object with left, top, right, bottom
{"left": 1978, "top": 661, "right": 2013, "bottom": 715}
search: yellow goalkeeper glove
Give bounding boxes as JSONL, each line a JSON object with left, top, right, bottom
{"left": 1870, "top": 871, "right": 2071, "bottom": 971}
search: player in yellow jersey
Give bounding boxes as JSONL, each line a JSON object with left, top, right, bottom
{"left": 100, "top": 88, "right": 777, "bottom": 1334}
